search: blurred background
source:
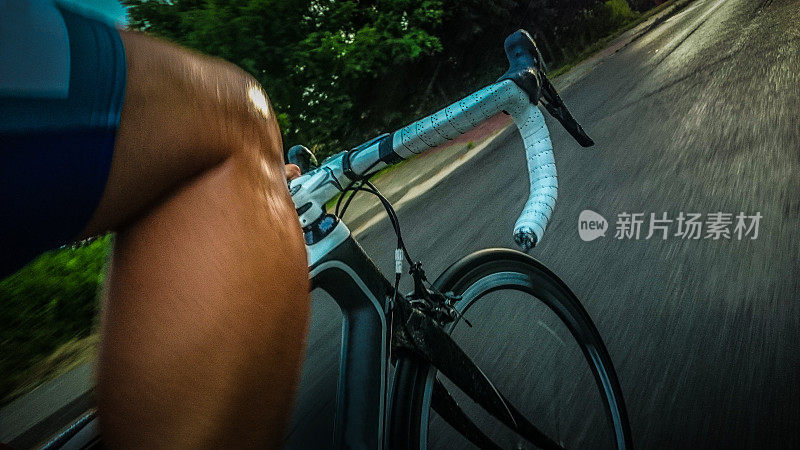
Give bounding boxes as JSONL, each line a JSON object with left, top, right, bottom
{"left": 3, "top": 0, "right": 799, "bottom": 447}
{"left": 1, "top": 0, "right": 664, "bottom": 408}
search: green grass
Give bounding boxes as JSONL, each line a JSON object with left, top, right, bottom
{"left": 4, "top": 335, "right": 99, "bottom": 404}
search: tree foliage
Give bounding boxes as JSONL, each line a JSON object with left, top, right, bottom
{"left": 126, "top": 0, "right": 444, "bottom": 154}
{"left": 125, "top": 0, "right": 647, "bottom": 158}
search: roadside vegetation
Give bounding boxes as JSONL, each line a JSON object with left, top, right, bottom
{"left": 1, "top": 0, "right": 676, "bottom": 405}
{"left": 1, "top": 237, "right": 108, "bottom": 404}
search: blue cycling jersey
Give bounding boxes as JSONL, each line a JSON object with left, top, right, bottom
{"left": 0, "top": 2, "right": 126, "bottom": 277}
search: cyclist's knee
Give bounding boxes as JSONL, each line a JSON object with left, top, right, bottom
{"left": 120, "top": 30, "right": 284, "bottom": 175}
{"left": 214, "top": 67, "right": 284, "bottom": 171}
{"left": 83, "top": 33, "right": 289, "bottom": 236}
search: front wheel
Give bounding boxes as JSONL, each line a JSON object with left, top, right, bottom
{"left": 389, "top": 248, "right": 632, "bottom": 449}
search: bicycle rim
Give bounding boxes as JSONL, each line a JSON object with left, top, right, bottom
{"left": 389, "top": 248, "right": 632, "bottom": 450}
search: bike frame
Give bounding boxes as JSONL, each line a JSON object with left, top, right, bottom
{"left": 41, "top": 29, "right": 613, "bottom": 450}
{"left": 305, "top": 216, "right": 563, "bottom": 450}
{"left": 307, "top": 218, "right": 396, "bottom": 449}
{"left": 298, "top": 30, "right": 581, "bottom": 449}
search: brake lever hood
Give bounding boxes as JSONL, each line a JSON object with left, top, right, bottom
{"left": 498, "top": 30, "right": 594, "bottom": 148}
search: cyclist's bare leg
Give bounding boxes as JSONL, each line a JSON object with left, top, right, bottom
{"left": 79, "top": 31, "right": 310, "bottom": 447}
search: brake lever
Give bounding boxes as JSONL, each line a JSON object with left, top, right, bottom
{"left": 498, "top": 30, "right": 594, "bottom": 148}
{"left": 539, "top": 75, "right": 594, "bottom": 147}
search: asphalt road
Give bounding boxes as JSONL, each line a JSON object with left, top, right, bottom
{"left": 286, "top": 0, "right": 800, "bottom": 448}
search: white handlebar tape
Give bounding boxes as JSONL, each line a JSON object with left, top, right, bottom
{"left": 392, "top": 81, "right": 519, "bottom": 157}
{"left": 392, "top": 80, "right": 557, "bottom": 250}
{"left": 506, "top": 102, "right": 556, "bottom": 251}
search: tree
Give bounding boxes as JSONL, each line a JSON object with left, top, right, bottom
{"left": 125, "top": 0, "right": 443, "bottom": 156}
{"left": 124, "top": 0, "right": 639, "bottom": 158}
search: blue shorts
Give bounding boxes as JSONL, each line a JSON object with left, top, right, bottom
{"left": 0, "top": 4, "right": 126, "bottom": 278}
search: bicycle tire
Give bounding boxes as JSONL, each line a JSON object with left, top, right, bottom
{"left": 389, "top": 248, "right": 632, "bottom": 449}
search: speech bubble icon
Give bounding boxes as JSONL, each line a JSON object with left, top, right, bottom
{"left": 578, "top": 210, "right": 608, "bottom": 241}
